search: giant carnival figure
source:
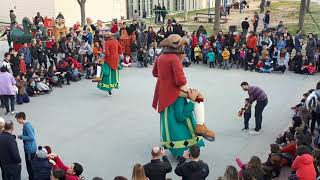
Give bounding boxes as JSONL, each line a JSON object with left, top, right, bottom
{"left": 152, "top": 34, "right": 215, "bottom": 157}
{"left": 53, "top": 12, "right": 68, "bottom": 41}
{"left": 10, "top": 17, "right": 36, "bottom": 45}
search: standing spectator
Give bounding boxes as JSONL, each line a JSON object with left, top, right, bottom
{"left": 260, "top": 0, "right": 266, "bottom": 13}
{"left": 306, "top": 82, "right": 320, "bottom": 135}
{"left": 291, "top": 145, "right": 316, "bottom": 180}
{"left": 156, "top": 4, "right": 162, "bottom": 23}
{"left": 144, "top": 146, "right": 172, "bottom": 180}
{"left": 133, "top": 10, "right": 140, "bottom": 22}
{"left": 246, "top": 31, "right": 257, "bottom": 51}
{"left": 306, "top": 33, "right": 317, "bottom": 63}
{"left": 20, "top": 43, "right": 32, "bottom": 68}
{"left": 9, "top": 10, "right": 17, "bottom": 29}
{"left": 241, "top": 18, "right": 250, "bottom": 40}
{"left": 132, "top": 164, "right": 148, "bottom": 180}
{"left": 10, "top": 50, "right": 20, "bottom": 77}
{"left": 34, "top": 12, "right": 44, "bottom": 26}
{"left": 154, "top": 5, "right": 159, "bottom": 24}
{"left": 294, "top": 30, "right": 303, "bottom": 52}
{"left": 175, "top": 145, "right": 209, "bottom": 180}
{"left": 156, "top": 26, "right": 166, "bottom": 45}
{"left": 142, "top": 9, "right": 147, "bottom": 19}
{"left": 147, "top": 26, "right": 156, "bottom": 49}
{"left": 2, "top": 52, "right": 12, "bottom": 74}
{"left": 30, "top": 39, "right": 39, "bottom": 69}
{"left": 0, "top": 120, "right": 22, "bottom": 180}
{"left": 222, "top": 47, "right": 231, "bottom": 70}
{"left": 252, "top": 12, "right": 259, "bottom": 33}
{"left": 0, "top": 66, "right": 16, "bottom": 115}
{"left": 32, "top": 146, "right": 52, "bottom": 180}
{"left": 276, "top": 21, "right": 285, "bottom": 34}
{"left": 161, "top": 5, "right": 168, "bottom": 24}
{"left": 263, "top": 10, "right": 270, "bottom": 30}
{"left": 240, "top": 82, "right": 268, "bottom": 135}
{"left": 16, "top": 112, "right": 37, "bottom": 180}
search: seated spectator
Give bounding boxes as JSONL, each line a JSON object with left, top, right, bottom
{"left": 259, "top": 59, "right": 273, "bottom": 73}
{"left": 15, "top": 74, "right": 30, "bottom": 105}
{"left": 175, "top": 145, "right": 209, "bottom": 180}
{"left": 32, "top": 146, "right": 52, "bottom": 180}
{"left": 144, "top": 146, "right": 172, "bottom": 180}
{"left": 47, "top": 66, "right": 63, "bottom": 87}
{"left": 49, "top": 154, "right": 83, "bottom": 180}
{"left": 291, "top": 145, "right": 316, "bottom": 180}
{"left": 218, "top": 165, "right": 238, "bottom": 180}
{"left": 132, "top": 163, "right": 148, "bottom": 180}
{"left": 35, "top": 77, "right": 51, "bottom": 94}
{"left": 301, "top": 62, "right": 317, "bottom": 75}
{"left": 51, "top": 169, "right": 66, "bottom": 180}
{"left": 274, "top": 49, "right": 289, "bottom": 73}
{"left": 241, "top": 169, "right": 256, "bottom": 180}
{"left": 26, "top": 78, "right": 40, "bottom": 96}
{"left": 263, "top": 144, "right": 282, "bottom": 178}
{"left": 289, "top": 51, "right": 302, "bottom": 71}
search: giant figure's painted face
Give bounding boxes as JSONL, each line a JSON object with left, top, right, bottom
{"left": 55, "top": 17, "right": 65, "bottom": 29}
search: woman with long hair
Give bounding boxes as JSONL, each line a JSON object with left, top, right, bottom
{"left": 131, "top": 164, "right": 148, "bottom": 180}
{"left": 219, "top": 165, "right": 239, "bottom": 180}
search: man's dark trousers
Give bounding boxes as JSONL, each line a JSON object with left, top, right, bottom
{"left": 2, "top": 164, "right": 21, "bottom": 180}
{"left": 255, "top": 98, "right": 268, "bottom": 131}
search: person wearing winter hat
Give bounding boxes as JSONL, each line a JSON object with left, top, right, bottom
{"left": 291, "top": 145, "right": 316, "bottom": 180}
{"left": 31, "top": 146, "right": 52, "bottom": 180}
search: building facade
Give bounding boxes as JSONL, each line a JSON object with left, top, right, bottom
{"left": 0, "top": 0, "right": 213, "bottom": 27}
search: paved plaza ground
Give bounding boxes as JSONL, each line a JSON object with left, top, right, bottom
{"left": 0, "top": 40, "right": 319, "bottom": 179}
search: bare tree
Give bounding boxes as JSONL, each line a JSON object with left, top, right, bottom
{"left": 214, "top": 0, "right": 221, "bottom": 34}
{"left": 77, "top": 0, "right": 86, "bottom": 26}
{"left": 306, "top": 0, "right": 311, "bottom": 13}
{"left": 298, "top": 0, "right": 306, "bottom": 31}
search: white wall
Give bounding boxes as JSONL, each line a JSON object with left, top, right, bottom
{"left": 54, "top": 0, "right": 127, "bottom": 27}
{"left": 0, "top": 0, "right": 55, "bottom": 24}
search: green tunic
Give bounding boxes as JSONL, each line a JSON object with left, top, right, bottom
{"left": 160, "top": 97, "right": 205, "bottom": 157}
{"left": 97, "top": 62, "right": 119, "bottom": 92}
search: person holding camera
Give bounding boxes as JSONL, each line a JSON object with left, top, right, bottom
{"left": 175, "top": 145, "right": 209, "bottom": 180}
{"left": 143, "top": 146, "right": 172, "bottom": 180}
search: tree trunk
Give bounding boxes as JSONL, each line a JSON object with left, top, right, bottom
{"left": 184, "top": 0, "right": 188, "bottom": 21}
{"left": 298, "top": 0, "right": 306, "bottom": 31}
{"left": 306, "top": 0, "right": 311, "bottom": 13}
{"left": 214, "top": 0, "right": 221, "bottom": 34}
{"left": 80, "top": 3, "right": 86, "bottom": 27}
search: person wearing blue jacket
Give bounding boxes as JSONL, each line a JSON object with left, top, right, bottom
{"left": 16, "top": 112, "right": 37, "bottom": 180}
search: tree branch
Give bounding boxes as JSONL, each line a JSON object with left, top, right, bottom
{"left": 77, "top": 0, "right": 81, "bottom": 5}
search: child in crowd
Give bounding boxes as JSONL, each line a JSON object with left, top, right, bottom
{"left": 302, "top": 62, "right": 316, "bottom": 75}
{"left": 138, "top": 47, "right": 148, "bottom": 68}
{"left": 216, "top": 48, "right": 223, "bottom": 68}
{"left": 194, "top": 44, "right": 202, "bottom": 64}
{"left": 222, "top": 47, "right": 230, "bottom": 70}
{"left": 238, "top": 98, "right": 252, "bottom": 131}
{"left": 148, "top": 43, "right": 155, "bottom": 65}
{"left": 93, "top": 41, "right": 103, "bottom": 61}
{"left": 182, "top": 56, "right": 191, "bottom": 67}
{"left": 260, "top": 59, "right": 274, "bottom": 73}
{"left": 15, "top": 74, "right": 30, "bottom": 105}
{"left": 19, "top": 53, "right": 27, "bottom": 75}
{"left": 207, "top": 48, "right": 215, "bottom": 68}
{"left": 131, "top": 40, "right": 138, "bottom": 63}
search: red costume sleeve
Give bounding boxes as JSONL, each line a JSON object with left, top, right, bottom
{"left": 171, "top": 56, "right": 187, "bottom": 87}
{"left": 53, "top": 156, "right": 69, "bottom": 172}
{"left": 152, "top": 60, "right": 158, "bottom": 77}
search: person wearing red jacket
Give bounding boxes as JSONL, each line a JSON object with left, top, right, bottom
{"left": 291, "top": 145, "right": 316, "bottom": 180}
{"left": 49, "top": 154, "right": 83, "bottom": 180}
{"left": 246, "top": 31, "right": 257, "bottom": 52}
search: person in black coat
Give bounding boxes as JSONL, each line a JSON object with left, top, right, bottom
{"left": 32, "top": 146, "right": 53, "bottom": 180}
{"left": 10, "top": 51, "right": 20, "bottom": 77}
{"left": 175, "top": 145, "right": 209, "bottom": 180}
{"left": 144, "top": 146, "right": 172, "bottom": 180}
{"left": 0, "top": 120, "right": 22, "bottom": 180}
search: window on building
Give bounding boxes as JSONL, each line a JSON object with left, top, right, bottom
{"left": 173, "top": 0, "right": 178, "bottom": 11}
{"left": 167, "top": 0, "right": 170, "bottom": 11}
{"left": 181, "top": 0, "right": 185, "bottom": 10}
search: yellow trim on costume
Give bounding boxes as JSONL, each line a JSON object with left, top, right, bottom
{"left": 164, "top": 108, "right": 170, "bottom": 142}
{"left": 161, "top": 136, "right": 203, "bottom": 149}
{"left": 98, "top": 83, "right": 118, "bottom": 88}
